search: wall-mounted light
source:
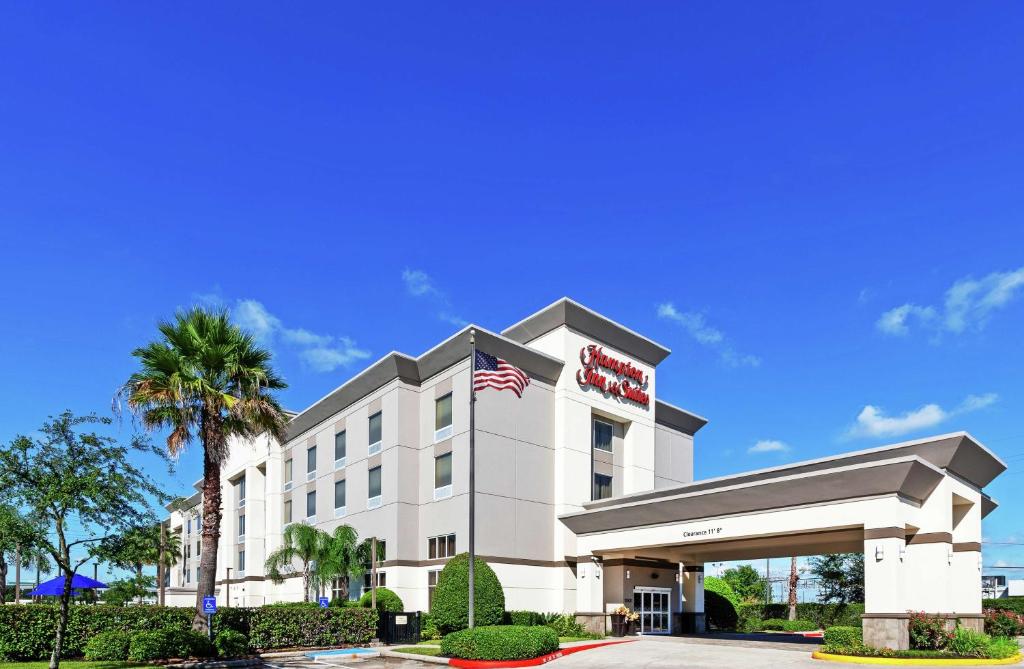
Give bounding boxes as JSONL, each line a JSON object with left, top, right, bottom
{"left": 899, "top": 545, "right": 906, "bottom": 562}
{"left": 947, "top": 547, "right": 954, "bottom": 565}
{"left": 626, "top": 570, "right": 631, "bottom": 580}
{"left": 875, "top": 545, "right": 885, "bottom": 561}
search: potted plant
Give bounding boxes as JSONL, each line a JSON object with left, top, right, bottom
{"left": 610, "top": 605, "right": 631, "bottom": 637}
{"left": 626, "top": 609, "right": 640, "bottom": 635}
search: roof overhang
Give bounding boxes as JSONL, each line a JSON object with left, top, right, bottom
{"left": 502, "top": 298, "right": 672, "bottom": 366}
{"left": 654, "top": 399, "right": 708, "bottom": 435}
{"left": 560, "top": 455, "right": 945, "bottom": 536}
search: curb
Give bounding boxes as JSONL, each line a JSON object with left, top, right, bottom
{"left": 448, "top": 640, "right": 636, "bottom": 668}
{"left": 381, "top": 649, "right": 452, "bottom": 665}
{"left": 811, "top": 651, "right": 1024, "bottom": 666}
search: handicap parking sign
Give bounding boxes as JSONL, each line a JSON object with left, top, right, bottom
{"left": 203, "top": 596, "right": 217, "bottom": 614}
{"left": 318, "top": 596, "right": 329, "bottom": 608}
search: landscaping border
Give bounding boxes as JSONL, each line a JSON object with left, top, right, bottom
{"left": 384, "top": 640, "right": 635, "bottom": 668}
{"left": 811, "top": 651, "right": 1023, "bottom": 666}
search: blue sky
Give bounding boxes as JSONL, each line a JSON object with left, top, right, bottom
{"left": 1, "top": 3, "right": 1023, "bottom": 582}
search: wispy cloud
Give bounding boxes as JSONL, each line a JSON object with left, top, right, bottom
{"left": 877, "top": 266, "right": 1024, "bottom": 337}
{"left": 657, "top": 303, "right": 760, "bottom": 367}
{"left": 844, "top": 393, "right": 998, "bottom": 439}
{"left": 232, "top": 299, "right": 370, "bottom": 373}
{"left": 748, "top": 439, "right": 791, "bottom": 454}
{"left": 402, "top": 268, "right": 468, "bottom": 327}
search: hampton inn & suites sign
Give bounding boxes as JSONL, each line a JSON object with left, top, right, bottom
{"left": 576, "top": 344, "right": 650, "bottom": 407}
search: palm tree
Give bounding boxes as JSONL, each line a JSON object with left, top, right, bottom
{"left": 158, "top": 529, "right": 182, "bottom": 606}
{"left": 317, "top": 526, "right": 381, "bottom": 604}
{"left": 266, "top": 523, "right": 331, "bottom": 602}
{"left": 121, "top": 307, "right": 288, "bottom": 630}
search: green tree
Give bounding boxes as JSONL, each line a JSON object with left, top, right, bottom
{"left": 431, "top": 553, "right": 505, "bottom": 633}
{"left": 0, "top": 504, "right": 43, "bottom": 603}
{"left": 265, "top": 523, "right": 330, "bottom": 602}
{"left": 721, "top": 564, "right": 767, "bottom": 603}
{"left": 0, "top": 412, "right": 169, "bottom": 669}
{"left": 810, "top": 553, "right": 864, "bottom": 604}
{"left": 102, "top": 575, "right": 156, "bottom": 606}
{"left": 95, "top": 525, "right": 162, "bottom": 604}
{"left": 157, "top": 527, "right": 182, "bottom": 606}
{"left": 316, "top": 525, "right": 381, "bottom": 604}
{"left": 120, "top": 307, "right": 288, "bottom": 630}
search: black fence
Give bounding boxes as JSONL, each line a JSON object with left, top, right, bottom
{"left": 378, "top": 611, "right": 421, "bottom": 645}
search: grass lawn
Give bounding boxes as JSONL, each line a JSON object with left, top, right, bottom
{"left": 393, "top": 647, "right": 442, "bottom": 657}
{"left": 0, "top": 659, "right": 147, "bottom": 663}
{"left": 416, "top": 639, "right": 442, "bottom": 645}
{"left": 559, "top": 636, "right": 605, "bottom": 643}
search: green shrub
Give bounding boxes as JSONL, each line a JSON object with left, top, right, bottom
{"left": 214, "top": 630, "right": 249, "bottom": 658}
{"left": 985, "top": 636, "right": 1021, "bottom": 660}
{"left": 908, "top": 611, "right": 952, "bottom": 650}
{"left": 737, "top": 603, "right": 864, "bottom": 629}
{"left": 440, "top": 625, "right": 558, "bottom": 661}
{"left": 823, "top": 626, "right": 862, "bottom": 647}
{"left": 736, "top": 604, "right": 762, "bottom": 632}
{"left": 984, "top": 597, "right": 1024, "bottom": 616}
{"left": 544, "top": 613, "right": 587, "bottom": 638}
{"left": 248, "top": 606, "right": 378, "bottom": 649}
{"left": 431, "top": 553, "right": 506, "bottom": 634}
{"left": 704, "top": 576, "right": 739, "bottom": 631}
{"left": 83, "top": 631, "right": 132, "bottom": 661}
{"left": 421, "top": 613, "right": 442, "bottom": 641}
{"left": 127, "top": 629, "right": 209, "bottom": 662}
{"left": 947, "top": 627, "right": 988, "bottom": 658}
{"left": 358, "top": 586, "right": 404, "bottom": 612}
{"left": 760, "top": 618, "right": 817, "bottom": 632}
{"left": 505, "top": 610, "right": 546, "bottom": 626}
{"left": 985, "top": 608, "right": 1024, "bottom": 637}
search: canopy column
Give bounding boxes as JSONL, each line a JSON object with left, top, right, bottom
{"left": 678, "top": 561, "right": 705, "bottom": 634}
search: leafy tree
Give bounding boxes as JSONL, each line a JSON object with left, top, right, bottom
{"left": 0, "top": 504, "right": 43, "bottom": 603}
{"left": 95, "top": 525, "right": 162, "bottom": 605}
{"left": 0, "top": 411, "right": 169, "bottom": 669}
{"left": 721, "top": 564, "right": 767, "bottom": 603}
{"left": 120, "top": 307, "right": 288, "bottom": 630}
{"left": 810, "top": 553, "right": 864, "bottom": 604}
{"left": 102, "top": 575, "right": 156, "bottom": 606}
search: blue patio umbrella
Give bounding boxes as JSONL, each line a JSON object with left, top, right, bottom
{"left": 27, "top": 573, "right": 108, "bottom": 596}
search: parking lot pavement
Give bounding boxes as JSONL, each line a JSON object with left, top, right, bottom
{"left": 264, "top": 654, "right": 435, "bottom": 669}
{"left": 552, "top": 637, "right": 1021, "bottom": 669}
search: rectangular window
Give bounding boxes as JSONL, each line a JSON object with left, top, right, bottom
{"left": 434, "top": 452, "right": 452, "bottom": 499}
{"left": 238, "top": 550, "right": 246, "bottom": 574}
{"left": 593, "top": 473, "right": 613, "bottom": 501}
{"left": 334, "top": 479, "right": 347, "bottom": 517}
{"left": 363, "top": 571, "right": 386, "bottom": 589}
{"left": 186, "top": 519, "right": 191, "bottom": 535}
{"left": 334, "top": 430, "right": 347, "bottom": 468}
{"left": 428, "top": 533, "right": 456, "bottom": 560}
{"left": 196, "top": 567, "right": 201, "bottom": 582}
{"left": 434, "top": 394, "right": 453, "bottom": 441}
{"left": 237, "top": 476, "right": 246, "bottom": 507}
{"left": 238, "top": 514, "right": 246, "bottom": 538}
{"left": 197, "top": 515, "right": 201, "bottom": 532}
{"left": 307, "top": 446, "right": 317, "bottom": 481}
{"left": 186, "top": 568, "right": 190, "bottom": 584}
{"left": 283, "top": 499, "right": 292, "bottom": 525}
{"left": 284, "top": 458, "right": 293, "bottom": 491}
{"left": 593, "top": 419, "right": 613, "bottom": 453}
{"left": 196, "top": 541, "right": 201, "bottom": 557}
{"left": 368, "top": 411, "right": 382, "bottom": 455}
{"left": 306, "top": 490, "right": 316, "bottom": 521}
{"left": 428, "top": 570, "right": 442, "bottom": 609}
{"left": 368, "top": 466, "right": 382, "bottom": 509}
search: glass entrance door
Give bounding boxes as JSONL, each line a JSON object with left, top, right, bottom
{"left": 632, "top": 586, "right": 672, "bottom": 634}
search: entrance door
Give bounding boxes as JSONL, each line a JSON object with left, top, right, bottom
{"left": 632, "top": 586, "right": 672, "bottom": 635}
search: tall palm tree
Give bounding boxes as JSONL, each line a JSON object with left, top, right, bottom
{"left": 157, "top": 530, "right": 182, "bottom": 606}
{"left": 265, "top": 523, "right": 330, "bottom": 602}
{"left": 121, "top": 308, "right": 288, "bottom": 630}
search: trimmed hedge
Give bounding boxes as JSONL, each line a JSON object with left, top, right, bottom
{"left": 704, "top": 576, "right": 739, "bottom": 631}
{"left": 823, "top": 626, "right": 862, "bottom": 647}
{"left": 0, "top": 604, "right": 377, "bottom": 660}
{"left": 214, "top": 630, "right": 249, "bottom": 658}
{"left": 441, "top": 625, "right": 559, "bottom": 661}
{"left": 738, "top": 603, "right": 864, "bottom": 630}
{"left": 431, "top": 553, "right": 506, "bottom": 634}
{"left": 84, "top": 631, "right": 132, "bottom": 661}
{"left": 761, "top": 618, "right": 817, "bottom": 632}
{"left": 358, "top": 586, "right": 404, "bottom": 612}
{"left": 984, "top": 597, "right": 1024, "bottom": 615}
{"left": 127, "top": 629, "right": 212, "bottom": 662}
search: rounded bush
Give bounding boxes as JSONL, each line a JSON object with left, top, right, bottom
{"left": 84, "top": 631, "right": 132, "bottom": 661}
{"left": 823, "top": 626, "right": 863, "bottom": 647}
{"left": 704, "top": 576, "right": 739, "bottom": 631}
{"left": 420, "top": 613, "right": 442, "bottom": 641}
{"left": 440, "top": 625, "right": 558, "bottom": 661}
{"left": 214, "top": 630, "right": 249, "bottom": 658}
{"left": 358, "top": 586, "right": 404, "bottom": 612}
{"left": 128, "top": 629, "right": 213, "bottom": 661}
{"left": 431, "top": 553, "right": 506, "bottom": 633}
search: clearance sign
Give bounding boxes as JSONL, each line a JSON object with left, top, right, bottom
{"left": 576, "top": 344, "right": 650, "bottom": 407}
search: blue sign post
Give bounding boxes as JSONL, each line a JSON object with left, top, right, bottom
{"left": 203, "top": 597, "right": 217, "bottom": 639}
{"left": 318, "top": 596, "right": 330, "bottom": 608}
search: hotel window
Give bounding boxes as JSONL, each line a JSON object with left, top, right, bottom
{"left": 283, "top": 499, "right": 292, "bottom": 525}
{"left": 185, "top": 544, "right": 191, "bottom": 560}
{"left": 306, "top": 490, "right": 316, "bottom": 522}
{"left": 368, "top": 466, "right": 382, "bottom": 509}
{"left": 434, "top": 453, "right": 452, "bottom": 500}
{"left": 236, "top": 476, "right": 246, "bottom": 508}
{"left": 593, "top": 473, "right": 613, "bottom": 501}
{"left": 364, "top": 571, "right": 387, "bottom": 589}
{"left": 185, "top": 568, "right": 191, "bottom": 584}
{"left": 196, "top": 567, "right": 201, "bottom": 582}
{"left": 238, "top": 514, "right": 246, "bottom": 539}
{"left": 428, "top": 569, "right": 442, "bottom": 609}
{"left": 334, "top": 430, "right": 347, "bottom": 469}
{"left": 186, "top": 519, "right": 191, "bottom": 535}
{"left": 238, "top": 549, "right": 246, "bottom": 575}
{"left": 306, "top": 446, "right": 317, "bottom": 481}
{"left": 334, "top": 479, "right": 347, "bottom": 517}
{"left": 368, "top": 411, "right": 382, "bottom": 455}
{"left": 593, "top": 419, "right": 613, "bottom": 453}
{"left": 196, "top": 541, "right": 201, "bottom": 557}
{"left": 197, "top": 515, "right": 201, "bottom": 532}
{"left": 428, "top": 533, "right": 456, "bottom": 560}
{"left": 434, "top": 394, "right": 453, "bottom": 441}
{"left": 284, "top": 458, "right": 293, "bottom": 491}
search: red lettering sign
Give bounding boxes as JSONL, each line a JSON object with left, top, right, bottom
{"left": 576, "top": 344, "right": 650, "bottom": 406}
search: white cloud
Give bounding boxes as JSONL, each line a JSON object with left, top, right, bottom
{"left": 657, "top": 302, "right": 760, "bottom": 368}
{"left": 402, "top": 269, "right": 466, "bottom": 327}
{"left": 231, "top": 299, "right": 369, "bottom": 373}
{"left": 845, "top": 392, "right": 998, "bottom": 439}
{"left": 877, "top": 266, "right": 1024, "bottom": 337}
{"left": 748, "top": 439, "right": 791, "bottom": 454}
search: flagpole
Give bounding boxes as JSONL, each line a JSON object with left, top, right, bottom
{"left": 468, "top": 328, "right": 476, "bottom": 629}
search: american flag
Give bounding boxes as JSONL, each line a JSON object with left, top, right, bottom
{"left": 474, "top": 350, "right": 530, "bottom": 398}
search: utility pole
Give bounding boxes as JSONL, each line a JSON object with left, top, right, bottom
{"left": 468, "top": 330, "right": 477, "bottom": 628}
